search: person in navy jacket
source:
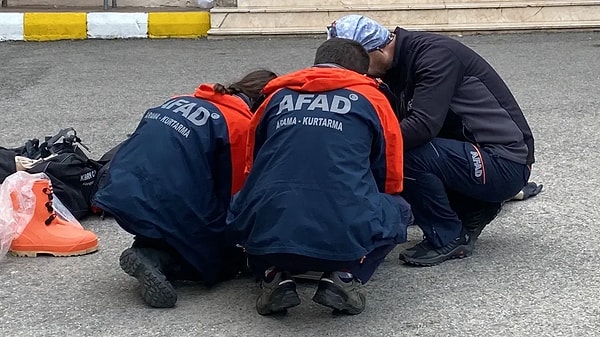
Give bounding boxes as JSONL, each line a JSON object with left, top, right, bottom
{"left": 93, "top": 70, "right": 277, "bottom": 308}
{"left": 328, "top": 15, "right": 536, "bottom": 266}
{"left": 227, "top": 38, "right": 413, "bottom": 316}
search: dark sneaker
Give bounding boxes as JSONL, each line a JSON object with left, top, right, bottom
{"left": 400, "top": 233, "right": 473, "bottom": 267}
{"left": 256, "top": 271, "right": 301, "bottom": 315}
{"left": 119, "top": 247, "right": 177, "bottom": 308}
{"left": 459, "top": 201, "right": 503, "bottom": 241}
{"left": 312, "top": 272, "right": 366, "bottom": 315}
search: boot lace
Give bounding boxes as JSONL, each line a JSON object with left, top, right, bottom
{"left": 42, "top": 186, "right": 57, "bottom": 226}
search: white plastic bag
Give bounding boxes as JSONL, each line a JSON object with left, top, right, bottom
{"left": 0, "top": 171, "right": 81, "bottom": 261}
{"left": 52, "top": 196, "right": 82, "bottom": 229}
{"left": 197, "top": 0, "right": 214, "bottom": 9}
{"left": 0, "top": 171, "right": 39, "bottom": 260}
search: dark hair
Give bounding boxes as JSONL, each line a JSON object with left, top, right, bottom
{"left": 313, "top": 38, "right": 370, "bottom": 74}
{"left": 214, "top": 69, "right": 277, "bottom": 102}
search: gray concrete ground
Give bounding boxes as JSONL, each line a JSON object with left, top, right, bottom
{"left": 0, "top": 32, "right": 599, "bottom": 337}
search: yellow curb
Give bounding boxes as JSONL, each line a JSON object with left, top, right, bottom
{"left": 148, "top": 12, "right": 210, "bottom": 39}
{"left": 24, "top": 13, "right": 87, "bottom": 41}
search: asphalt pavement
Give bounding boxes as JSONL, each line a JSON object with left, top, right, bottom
{"left": 0, "top": 32, "right": 599, "bottom": 337}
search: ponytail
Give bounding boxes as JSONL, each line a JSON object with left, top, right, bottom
{"left": 213, "top": 83, "right": 233, "bottom": 95}
{"left": 214, "top": 70, "right": 277, "bottom": 102}
{"left": 210, "top": 70, "right": 276, "bottom": 110}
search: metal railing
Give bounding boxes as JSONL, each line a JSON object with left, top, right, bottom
{"left": 1, "top": 0, "right": 117, "bottom": 9}
{"left": 103, "top": 0, "right": 118, "bottom": 10}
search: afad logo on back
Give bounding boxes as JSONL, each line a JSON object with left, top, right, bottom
{"left": 160, "top": 98, "right": 221, "bottom": 126}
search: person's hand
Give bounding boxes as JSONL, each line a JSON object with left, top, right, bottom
{"left": 510, "top": 182, "right": 543, "bottom": 201}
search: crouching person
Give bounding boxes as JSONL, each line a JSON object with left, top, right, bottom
{"left": 226, "top": 38, "right": 413, "bottom": 316}
{"left": 93, "top": 70, "right": 277, "bottom": 308}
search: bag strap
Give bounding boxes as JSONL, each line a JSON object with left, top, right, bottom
{"left": 42, "top": 128, "right": 90, "bottom": 155}
{"left": 45, "top": 127, "right": 74, "bottom": 146}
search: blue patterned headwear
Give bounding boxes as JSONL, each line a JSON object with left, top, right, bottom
{"left": 326, "top": 15, "right": 391, "bottom": 52}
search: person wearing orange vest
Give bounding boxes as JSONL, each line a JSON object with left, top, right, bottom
{"left": 93, "top": 70, "right": 277, "bottom": 308}
{"left": 227, "top": 39, "right": 413, "bottom": 316}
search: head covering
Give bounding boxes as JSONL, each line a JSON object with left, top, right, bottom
{"left": 326, "top": 15, "right": 391, "bottom": 52}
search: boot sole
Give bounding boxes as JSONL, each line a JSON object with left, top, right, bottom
{"left": 119, "top": 249, "right": 177, "bottom": 308}
{"left": 256, "top": 284, "right": 301, "bottom": 315}
{"left": 312, "top": 284, "right": 365, "bottom": 315}
{"left": 401, "top": 244, "right": 472, "bottom": 267}
{"left": 10, "top": 244, "right": 99, "bottom": 257}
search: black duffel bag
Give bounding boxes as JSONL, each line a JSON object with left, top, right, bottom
{"left": 1, "top": 128, "right": 102, "bottom": 219}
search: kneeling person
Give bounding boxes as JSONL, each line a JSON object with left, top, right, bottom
{"left": 93, "top": 70, "right": 277, "bottom": 308}
{"left": 227, "top": 39, "right": 412, "bottom": 316}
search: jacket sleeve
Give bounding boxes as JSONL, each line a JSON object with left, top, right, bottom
{"left": 401, "top": 46, "right": 464, "bottom": 150}
{"left": 366, "top": 87, "right": 404, "bottom": 194}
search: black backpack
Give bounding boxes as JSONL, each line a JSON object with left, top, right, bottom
{"left": 1, "top": 128, "right": 102, "bottom": 220}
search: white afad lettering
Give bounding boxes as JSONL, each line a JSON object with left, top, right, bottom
{"left": 330, "top": 95, "right": 351, "bottom": 114}
{"left": 186, "top": 106, "right": 211, "bottom": 126}
{"left": 307, "top": 94, "right": 328, "bottom": 111}
{"left": 173, "top": 102, "right": 197, "bottom": 118}
{"left": 470, "top": 151, "right": 483, "bottom": 178}
{"left": 161, "top": 98, "right": 217, "bottom": 127}
{"left": 275, "top": 93, "right": 354, "bottom": 115}
{"left": 277, "top": 95, "right": 294, "bottom": 115}
{"left": 165, "top": 99, "right": 188, "bottom": 110}
{"left": 294, "top": 94, "right": 314, "bottom": 110}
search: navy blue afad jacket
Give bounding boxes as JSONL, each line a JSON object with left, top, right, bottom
{"left": 227, "top": 67, "right": 406, "bottom": 261}
{"left": 383, "top": 28, "right": 535, "bottom": 166}
{"left": 93, "top": 84, "right": 252, "bottom": 284}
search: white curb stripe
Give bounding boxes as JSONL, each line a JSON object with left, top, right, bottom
{"left": 87, "top": 12, "right": 148, "bottom": 39}
{"left": 0, "top": 13, "right": 24, "bottom": 41}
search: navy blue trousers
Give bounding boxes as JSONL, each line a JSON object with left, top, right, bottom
{"left": 246, "top": 195, "right": 412, "bottom": 284}
{"left": 402, "top": 138, "right": 530, "bottom": 247}
{"left": 248, "top": 243, "right": 396, "bottom": 284}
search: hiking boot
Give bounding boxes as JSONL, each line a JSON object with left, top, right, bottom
{"left": 312, "top": 272, "right": 366, "bottom": 315}
{"left": 459, "top": 201, "right": 503, "bottom": 241}
{"left": 256, "top": 270, "right": 301, "bottom": 315}
{"left": 400, "top": 233, "right": 473, "bottom": 267}
{"left": 119, "top": 247, "right": 177, "bottom": 308}
{"left": 9, "top": 178, "right": 98, "bottom": 257}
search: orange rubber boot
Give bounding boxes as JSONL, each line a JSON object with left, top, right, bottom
{"left": 9, "top": 178, "right": 99, "bottom": 257}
